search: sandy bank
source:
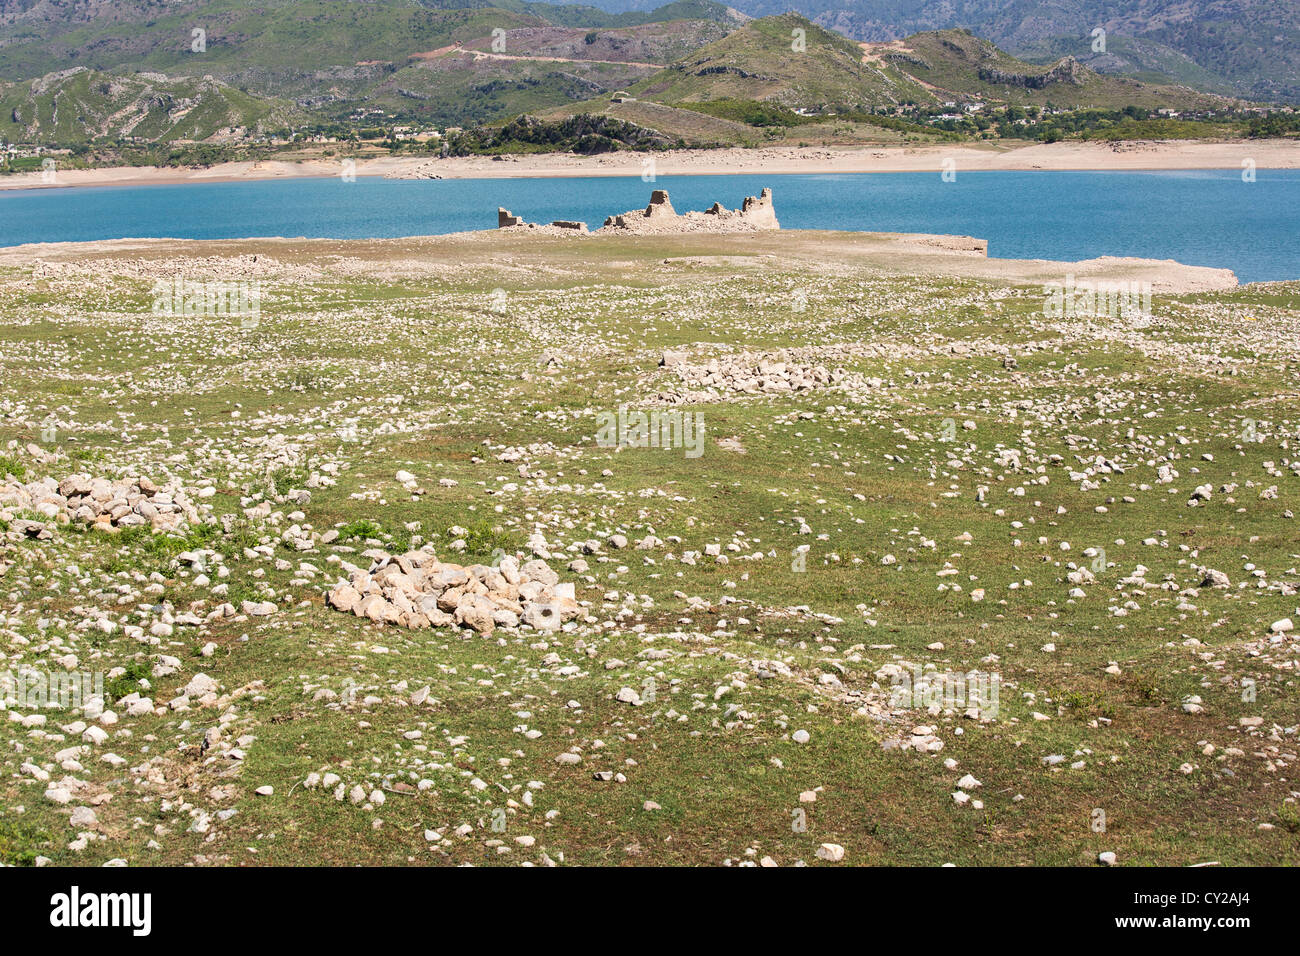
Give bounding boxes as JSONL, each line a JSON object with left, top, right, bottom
{"left": 2, "top": 139, "right": 1296, "bottom": 192}
{"left": 0, "top": 229, "right": 1240, "bottom": 295}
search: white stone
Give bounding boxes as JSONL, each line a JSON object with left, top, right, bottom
{"left": 816, "top": 843, "right": 845, "bottom": 862}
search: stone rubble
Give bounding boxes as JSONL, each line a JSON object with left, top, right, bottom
{"left": 326, "top": 549, "right": 580, "bottom": 636}
{"left": 659, "top": 349, "right": 855, "bottom": 401}
{"left": 1, "top": 473, "right": 204, "bottom": 533}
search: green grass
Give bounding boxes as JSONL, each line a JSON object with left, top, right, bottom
{"left": 675, "top": 97, "right": 817, "bottom": 127}
{"left": 104, "top": 660, "right": 153, "bottom": 704}
{"left": 0, "top": 814, "right": 52, "bottom": 866}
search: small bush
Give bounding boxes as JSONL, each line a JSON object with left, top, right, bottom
{"left": 105, "top": 660, "right": 151, "bottom": 703}
{"left": 339, "top": 518, "right": 384, "bottom": 541}
{"left": 0, "top": 454, "right": 26, "bottom": 480}
{"left": 0, "top": 815, "right": 51, "bottom": 866}
{"left": 456, "top": 520, "right": 510, "bottom": 558}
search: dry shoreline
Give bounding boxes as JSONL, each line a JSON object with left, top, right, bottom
{"left": 4, "top": 230, "right": 1241, "bottom": 295}
{"left": 3, "top": 139, "right": 1298, "bottom": 191}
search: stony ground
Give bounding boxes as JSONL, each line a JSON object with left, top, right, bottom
{"left": 0, "top": 232, "right": 1297, "bottom": 867}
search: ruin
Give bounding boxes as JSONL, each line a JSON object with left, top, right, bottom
{"left": 497, "top": 208, "right": 588, "bottom": 233}
{"left": 645, "top": 189, "right": 675, "bottom": 217}
{"left": 598, "top": 187, "right": 778, "bottom": 234}
{"left": 600, "top": 187, "right": 780, "bottom": 234}
{"left": 737, "top": 188, "right": 779, "bottom": 230}
{"left": 495, "top": 188, "right": 780, "bottom": 236}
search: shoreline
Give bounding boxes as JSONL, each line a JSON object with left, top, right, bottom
{"left": 2, "top": 231, "right": 1241, "bottom": 295}
{"left": 3, "top": 139, "right": 1298, "bottom": 192}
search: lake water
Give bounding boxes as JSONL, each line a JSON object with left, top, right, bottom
{"left": 1, "top": 169, "right": 1296, "bottom": 283}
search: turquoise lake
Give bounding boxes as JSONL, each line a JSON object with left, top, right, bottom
{"left": 1, "top": 169, "right": 1296, "bottom": 283}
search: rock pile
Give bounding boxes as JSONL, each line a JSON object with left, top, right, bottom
{"left": 326, "top": 550, "right": 579, "bottom": 636}
{"left": 659, "top": 350, "right": 852, "bottom": 399}
{"left": 1, "top": 474, "right": 203, "bottom": 532}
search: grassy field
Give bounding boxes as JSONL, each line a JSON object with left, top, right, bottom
{"left": 0, "top": 232, "right": 1296, "bottom": 867}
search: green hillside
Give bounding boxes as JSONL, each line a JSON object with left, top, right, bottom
{"left": 443, "top": 0, "right": 744, "bottom": 28}
{"left": 0, "top": 0, "right": 741, "bottom": 135}
{"left": 624, "top": 18, "right": 1227, "bottom": 115}
{"left": 0, "top": 7, "right": 1256, "bottom": 152}
{"left": 356, "top": 55, "right": 660, "bottom": 127}
{"left": 633, "top": 14, "right": 931, "bottom": 109}
{"left": 0, "top": 2, "right": 541, "bottom": 81}
{"left": 0, "top": 0, "right": 739, "bottom": 80}
{"left": 530, "top": 16, "right": 1240, "bottom": 148}
{"left": 706, "top": 0, "right": 1300, "bottom": 102}
{"left": 0, "top": 68, "right": 304, "bottom": 145}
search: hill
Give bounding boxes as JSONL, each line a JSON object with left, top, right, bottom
{"left": 631, "top": 18, "right": 1228, "bottom": 114}
{"left": 0, "top": 0, "right": 746, "bottom": 132}
{"left": 531, "top": 17, "right": 1228, "bottom": 149}
{"left": 876, "top": 29, "right": 1229, "bottom": 110}
{"left": 3, "top": 1, "right": 1295, "bottom": 109}
{"left": 0, "top": 67, "right": 303, "bottom": 146}
{"left": 0, "top": 0, "right": 742, "bottom": 80}
{"left": 631, "top": 13, "right": 930, "bottom": 109}
{"left": 0, "top": 7, "right": 1255, "bottom": 151}
{"left": 653, "top": 0, "right": 1300, "bottom": 102}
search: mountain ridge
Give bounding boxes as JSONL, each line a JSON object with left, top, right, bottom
{"left": 522, "top": 0, "right": 1300, "bottom": 101}
{"left": 0, "top": 7, "right": 1268, "bottom": 154}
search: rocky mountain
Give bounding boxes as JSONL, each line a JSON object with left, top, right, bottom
{"left": 631, "top": 17, "right": 1227, "bottom": 113}
{"left": 871, "top": 29, "right": 1229, "bottom": 110}
{"left": 0, "top": 4, "right": 1247, "bottom": 148}
{"left": 534, "top": 17, "right": 1229, "bottom": 149}
{"left": 528, "top": 0, "right": 1300, "bottom": 101}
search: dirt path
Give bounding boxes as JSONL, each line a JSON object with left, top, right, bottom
{"left": 411, "top": 45, "right": 660, "bottom": 68}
